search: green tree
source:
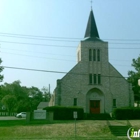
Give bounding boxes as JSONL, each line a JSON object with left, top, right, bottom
{"left": 128, "top": 56, "right": 140, "bottom": 105}
{"left": 1, "top": 80, "right": 28, "bottom": 99}
{"left": 0, "top": 80, "right": 47, "bottom": 112}
{"left": 2, "top": 95, "right": 17, "bottom": 115}
{"left": 29, "top": 86, "right": 43, "bottom": 100}
{"left": 0, "top": 80, "right": 29, "bottom": 112}
{"left": 0, "top": 58, "right": 4, "bottom": 82}
{"left": 41, "top": 86, "right": 51, "bottom": 102}
{"left": 0, "top": 58, "right": 4, "bottom": 110}
{"left": 16, "top": 100, "right": 29, "bottom": 113}
{"left": 28, "top": 86, "right": 43, "bottom": 111}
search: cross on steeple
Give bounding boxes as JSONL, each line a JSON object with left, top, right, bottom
{"left": 90, "top": 0, "right": 93, "bottom": 10}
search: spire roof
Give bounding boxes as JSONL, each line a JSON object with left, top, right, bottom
{"left": 84, "top": 10, "right": 99, "bottom": 39}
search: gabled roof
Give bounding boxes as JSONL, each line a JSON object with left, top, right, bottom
{"left": 84, "top": 10, "right": 100, "bottom": 39}
{"left": 37, "top": 102, "right": 48, "bottom": 109}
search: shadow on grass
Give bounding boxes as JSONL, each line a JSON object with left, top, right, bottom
{"left": 0, "top": 119, "right": 79, "bottom": 127}
{"left": 0, "top": 120, "right": 26, "bottom": 127}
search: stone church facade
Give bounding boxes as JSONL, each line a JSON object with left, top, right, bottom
{"left": 49, "top": 10, "right": 134, "bottom": 114}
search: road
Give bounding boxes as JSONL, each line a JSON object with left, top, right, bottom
{"left": 0, "top": 116, "right": 25, "bottom": 120}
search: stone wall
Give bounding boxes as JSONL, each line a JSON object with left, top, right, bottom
{"left": 49, "top": 40, "right": 134, "bottom": 113}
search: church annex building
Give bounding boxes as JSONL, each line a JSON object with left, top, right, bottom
{"left": 49, "top": 9, "right": 134, "bottom": 114}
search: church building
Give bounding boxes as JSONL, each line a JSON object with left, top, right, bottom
{"left": 49, "top": 9, "right": 134, "bottom": 114}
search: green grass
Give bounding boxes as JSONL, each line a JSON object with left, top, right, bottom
{"left": 0, "top": 120, "right": 139, "bottom": 140}
{"left": 0, "top": 120, "right": 25, "bottom": 127}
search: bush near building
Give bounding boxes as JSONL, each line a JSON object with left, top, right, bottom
{"left": 112, "top": 107, "right": 140, "bottom": 120}
{"left": 44, "top": 106, "right": 84, "bottom": 120}
{"left": 84, "top": 113, "right": 111, "bottom": 120}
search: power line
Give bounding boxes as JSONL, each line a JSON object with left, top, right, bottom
{"left": 1, "top": 32, "right": 140, "bottom": 42}
{"left": 0, "top": 47, "right": 135, "bottom": 67}
{"left": 0, "top": 35, "right": 79, "bottom": 42}
{"left": 0, "top": 48, "right": 136, "bottom": 61}
{"left": 0, "top": 47, "right": 138, "bottom": 63}
{"left": 1, "top": 47, "right": 75, "bottom": 57}
{"left": 3, "top": 66, "right": 129, "bottom": 78}
{"left": 0, "top": 33, "right": 80, "bottom": 42}
{"left": 0, "top": 40, "right": 140, "bottom": 49}
{"left": 104, "top": 39, "right": 140, "bottom": 42}
{"left": 3, "top": 66, "right": 67, "bottom": 74}
{"left": 109, "top": 43, "right": 140, "bottom": 45}
{"left": 0, "top": 40, "right": 76, "bottom": 48}
{"left": 1, "top": 51, "right": 133, "bottom": 66}
{"left": 0, "top": 32, "right": 81, "bottom": 40}
{"left": 1, "top": 52, "right": 75, "bottom": 62}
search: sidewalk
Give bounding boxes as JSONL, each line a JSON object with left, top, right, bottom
{"left": 0, "top": 116, "right": 25, "bottom": 120}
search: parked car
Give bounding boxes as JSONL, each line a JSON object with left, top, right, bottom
{"left": 16, "top": 112, "right": 26, "bottom": 118}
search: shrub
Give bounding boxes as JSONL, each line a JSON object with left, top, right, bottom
{"left": 84, "top": 113, "right": 111, "bottom": 120}
{"left": 133, "top": 108, "right": 140, "bottom": 119}
{"left": 112, "top": 107, "right": 140, "bottom": 120}
{"left": 44, "top": 106, "right": 84, "bottom": 120}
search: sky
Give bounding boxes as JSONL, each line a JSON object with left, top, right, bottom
{"left": 0, "top": 0, "right": 140, "bottom": 92}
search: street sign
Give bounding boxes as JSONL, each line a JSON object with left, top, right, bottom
{"left": 73, "top": 111, "right": 77, "bottom": 138}
{"left": 73, "top": 111, "right": 77, "bottom": 119}
{"left": 34, "top": 110, "right": 46, "bottom": 119}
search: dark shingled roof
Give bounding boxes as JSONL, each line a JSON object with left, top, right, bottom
{"left": 84, "top": 10, "right": 100, "bottom": 39}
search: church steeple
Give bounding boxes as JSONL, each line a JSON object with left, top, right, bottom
{"left": 84, "top": 9, "right": 99, "bottom": 39}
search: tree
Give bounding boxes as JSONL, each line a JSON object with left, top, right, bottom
{"left": 0, "top": 58, "right": 4, "bottom": 82}
{"left": 2, "top": 95, "right": 17, "bottom": 115}
{"left": 16, "top": 100, "right": 29, "bottom": 113}
{"left": 0, "top": 80, "right": 48, "bottom": 112}
{"left": 29, "top": 86, "right": 43, "bottom": 100}
{"left": 1, "top": 80, "right": 28, "bottom": 99}
{"left": 41, "top": 86, "right": 51, "bottom": 102}
{"left": 0, "top": 58, "right": 4, "bottom": 110}
{"left": 128, "top": 56, "right": 140, "bottom": 105}
{"left": 0, "top": 80, "right": 29, "bottom": 112}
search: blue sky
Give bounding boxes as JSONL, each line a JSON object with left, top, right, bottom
{"left": 0, "top": 0, "right": 140, "bottom": 92}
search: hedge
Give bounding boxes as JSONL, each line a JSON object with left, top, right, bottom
{"left": 84, "top": 113, "right": 111, "bottom": 120}
{"left": 43, "top": 106, "right": 84, "bottom": 120}
{"left": 112, "top": 107, "right": 140, "bottom": 120}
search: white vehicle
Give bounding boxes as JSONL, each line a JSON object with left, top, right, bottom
{"left": 16, "top": 112, "right": 26, "bottom": 118}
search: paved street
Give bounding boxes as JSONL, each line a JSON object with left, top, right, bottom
{"left": 0, "top": 116, "right": 25, "bottom": 120}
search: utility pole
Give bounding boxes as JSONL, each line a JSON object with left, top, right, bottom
{"left": 138, "top": 79, "right": 140, "bottom": 86}
{"left": 49, "top": 84, "right": 50, "bottom": 95}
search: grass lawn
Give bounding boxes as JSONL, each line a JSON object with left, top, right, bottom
{"left": 0, "top": 119, "right": 139, "bottom": 140}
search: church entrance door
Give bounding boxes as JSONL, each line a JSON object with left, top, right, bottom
{"left": 90, "top": 100, "right": 100, "bottom": 114}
